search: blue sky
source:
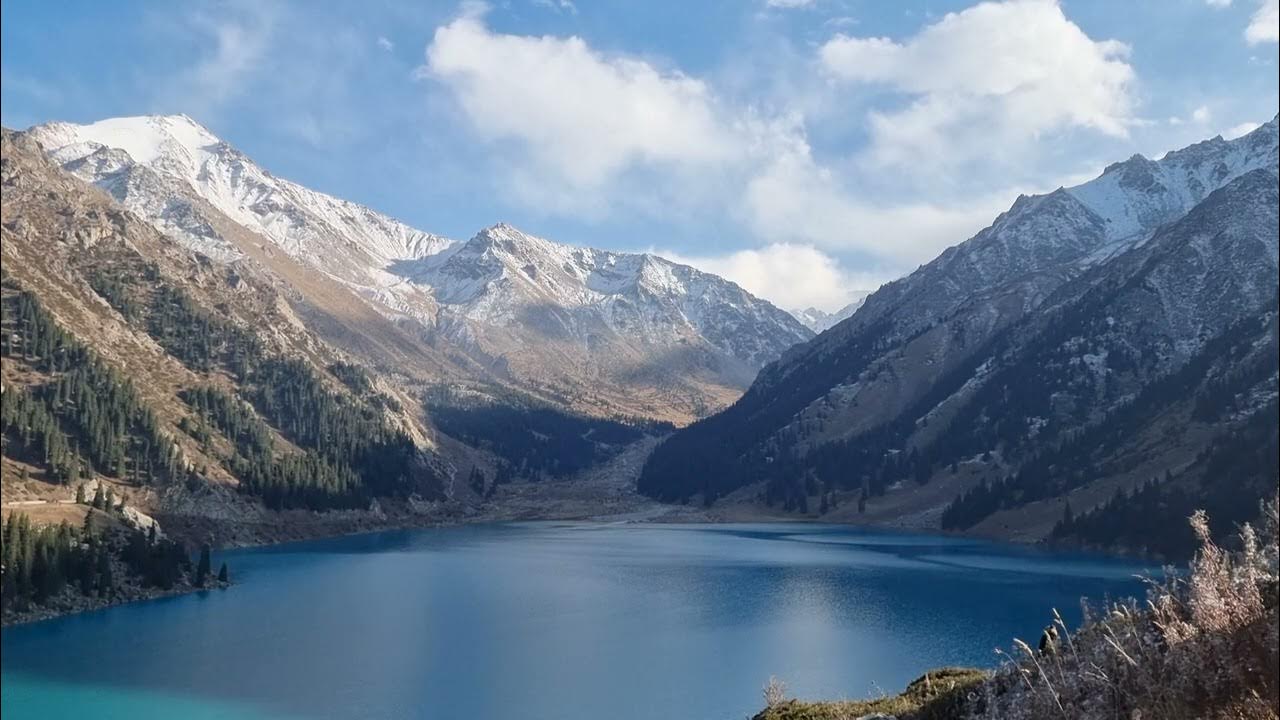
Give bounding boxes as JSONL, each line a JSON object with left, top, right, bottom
{"left": 2, "top": 0, "right": 1277, "bottom": 311}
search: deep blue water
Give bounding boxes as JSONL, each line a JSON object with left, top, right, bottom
{"left": 1, "top": 522, "right": 1158, "bottom": 720}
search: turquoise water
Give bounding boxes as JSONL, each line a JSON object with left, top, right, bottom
{"left": 1, "top": 522, "right": 1157, "bottom": 720}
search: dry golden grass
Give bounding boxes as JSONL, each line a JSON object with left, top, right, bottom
{"left": 757, "top": 496, "right": 1280, "bottom": 720}
{"left": 977, "top": 496, "right": 1279, "bottom": 720}
{"left": 754, "top": 668, "right": 989, "bottom": 720}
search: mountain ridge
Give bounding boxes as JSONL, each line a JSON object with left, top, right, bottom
{"left": 638, "top": 117, "right": 1280, "bottom": 557}
{"left": 27, "top": 114, "right": 812, "bottom": 424}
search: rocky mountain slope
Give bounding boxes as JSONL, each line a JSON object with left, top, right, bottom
{"left": 27, "top": 115, "right": 812, "bottom": 422}
{"left": 639, "top": 117, "right": 1280, "bottom": 557}
{"left": 1, "top": 126, "right": 454, "bottom": 537}
{"left": 0, "top": 124, "right": 677, "bottom": 555}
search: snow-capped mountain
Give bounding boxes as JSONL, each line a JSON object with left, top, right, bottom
{"left": 400, "top": 223, "right": 810, "bottom": 369}
{"left": 640, "top": 117, "right": 1280, "bottom": 545}
{"left": 28, "top": 114, "right": 813, "bottom": 422}
{"left": 29, "top": 115, "right": 451, "bottom": 288}
{"left": 790, "top": 293, "right": 870, "bottom": 333}
{"left": 828, "top": 116, "right": 1280, "bottom": 358}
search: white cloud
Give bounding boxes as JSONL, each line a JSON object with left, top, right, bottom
{"left": 1225, "top": 120, "right": 1262, "bottom": 138}
{"left": 659, "top": 243, "right": 881, "bottom": 312}
{"left": 533, "top": 0, "right": 578, "bottom": 14}
{"left": 377, "top": 36, "right": 395, "bottom": 51}
{"left": 737, "top": 128, "right": 1007, "bottom": 266}
{"left": 422, "top": 12, "right": 734, "bottom": 192}
{"left": 419, "top": 2, "right": 1144, "bottom": 298}
{"left": 1246, "top": 0, "right": 1279, "bottom": 43}
{"left": 1192, "top": 105, "right": 1213, "bottom": 123}
{"left": 1205, "top": 0, "right": 1232, "bottom": 8}
{"left": 159, "top": 4, "right": 277, "bottom": 119}
{"left": 421, "top": 11, "right": 1019, "bottom": 266}
{"left": 766, "top": 0, "right": 817, "bottom": 8}
{"left": 819, "top": 0, "right": 1135, "bottom": 172}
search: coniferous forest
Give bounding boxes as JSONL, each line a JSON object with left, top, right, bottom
{"left": 1, "top": 285, "right": 183, "bottom": 487}
{"left": 2, "top": 264, "right": 441, "bottom": 516}
{"left": 85, "top": 266, "right": 442, "bottom": 509}
{"left": 427, "top": 386, "right": 669, "bottom": 480}
{"left": 0, "top": 509, "right": 209, "bottom": 614}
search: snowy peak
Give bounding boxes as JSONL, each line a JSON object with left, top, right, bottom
{"left": 405, "top": 221, "right": 813, "bottom": 367}
{"left": 26, "top": 114, "right": 816, "bottom": 419}
{"left": 28, "top": 114, "right": 452, "bottom": 279}
{"left": 845, "top": 118, "right": 1278, "bottom": 346}
{"left": 35, "top": 114, "right": 220, "bottom": 168}
{"left": 1066, "top": 116, "right": 1279, "bottom": 244}
{"left": 790, "top": 293, "right": 870, "bottom": 333}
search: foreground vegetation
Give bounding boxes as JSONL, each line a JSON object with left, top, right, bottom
{"left": 756, "top": 668, "right": 989, "bottom": 720}
{"left": 757, "top": 497, "right": 1280, "bottom": 720}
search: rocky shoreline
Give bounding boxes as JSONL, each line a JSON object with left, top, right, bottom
{"left": 2, "top": 578, "right": 232, "bottom": 628}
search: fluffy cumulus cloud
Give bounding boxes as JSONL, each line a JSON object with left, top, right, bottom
{"left": 1225, "top": 120, "right": 1263, "bottom": 138}
{"left": 422, "top": 11, "right": 734, "bottom": 193}
{"left": 737, "top": 130, "right": 1005, "bottom": 267}
{"left": 419, "top": 1, "right": 1148, "bottom": 310}
{"left": 819, "top": 0, "right": 1135, "bottom": 173}
{"left": 660, "top": 243, "right": 880, "bottom": 312}
{"left": 1246, "top": 0, "right": 1279, "bottom": 43}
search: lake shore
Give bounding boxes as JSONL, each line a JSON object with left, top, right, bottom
{"left": 1, "top": 471, "right": 1165, "bottom": 627}
{"left": 2, "top": 579, "right": 232, "bottom": 628}
{"left": 2, "top": 521, "right": 1158, "bottom": 720}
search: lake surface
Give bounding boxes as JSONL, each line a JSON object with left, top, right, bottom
{"left": 1, "top": 522, "right": 1157, "bottom": 720}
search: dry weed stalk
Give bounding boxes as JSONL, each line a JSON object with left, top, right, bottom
{"left": 976, "top": 496, "right": 1280, "bottom": 720}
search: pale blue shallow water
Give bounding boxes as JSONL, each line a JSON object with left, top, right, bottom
{"left": 0, "top": 522, "right": 1157, "bottom": 720}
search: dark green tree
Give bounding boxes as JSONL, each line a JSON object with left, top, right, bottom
{"left": 195, "top": 544, "right": 212, "bottom": 587}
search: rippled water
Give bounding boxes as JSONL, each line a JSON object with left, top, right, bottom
{"left": 1, "top": 522, "right": 1157, "bottom": 720}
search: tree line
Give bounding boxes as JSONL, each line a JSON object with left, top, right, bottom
{"left": 0, "top": 511, "right": 226, "bottom": 613}
{"left": 1, "top": 284, "right": 183, "bottom": 487}
{"left": 87, "top": 264, "right": 440, "bottom": 509}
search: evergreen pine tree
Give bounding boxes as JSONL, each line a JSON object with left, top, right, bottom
{"left": 217, "top": 562, "right": 229, "bottom": 584}
{"left": 96, "top": 546, "right": 113, "bottom": 597}
{"left": 196, "top": 544, "right": 212, "bottom": 587}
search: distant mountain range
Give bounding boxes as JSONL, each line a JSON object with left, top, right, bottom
{"left": 790, "top": 293, "right": 871, "bottom": 333}
{"left": 640, "top": 116, "right": 1280, "bottom": 558}
{"left": 27, "top": 115, "right": 811, "bottom": 424}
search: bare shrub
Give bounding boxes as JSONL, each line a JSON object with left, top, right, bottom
{"left": 763, "top": 675, "right": 788, "bottom": 709}
{"left": 976, "top": 495, "right": 1280, "bottom": 720}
